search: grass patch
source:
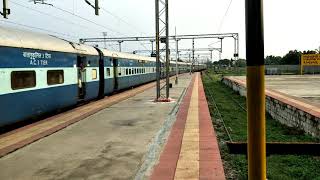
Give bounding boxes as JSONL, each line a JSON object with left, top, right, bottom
{"left": 202, "top": 70, "right": 320, "bottom": 180}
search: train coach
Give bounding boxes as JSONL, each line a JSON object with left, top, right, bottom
{"left": 0, "top": 26, "right": 102, "bottom": 127}
{"left": 0, "top": 26, "right": 205, "bottom": 127}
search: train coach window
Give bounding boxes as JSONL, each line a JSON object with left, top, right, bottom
{"left": 47, "top": 70, "right": 64, "bottom": 85}
{"left": 129, "top": 69, "right": 132, "bottom": 75}
{"left": 126, "top": 68, "right": 128, "bottom": 75}
{"left": 11, "top": 71, "right": 36, "bottom": 90}
{"left": 92, "top": 69, "right": 97, "bottom": 80}
{"left": 106, "top": 68, "right": 111, "bottom": 77}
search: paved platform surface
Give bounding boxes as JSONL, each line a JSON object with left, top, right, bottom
{"left": 0, "top": 74, "right": 193, "bottom": 180}
{"left": 0, "top": 79, "right": 158, "bottom": 158}
{"left": 232, "top": 75, "right": 320, "bottom": 106}
{"left": 150, "top": 73, "right": 225, "bottom": 180}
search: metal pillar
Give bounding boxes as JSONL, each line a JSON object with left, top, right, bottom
{"left": 165, "top": 0, "right": 169, "bottom": 99}
{"left": 175, "top": 27, "right": 179, "bottom": 85}
{"left": 102, "top": 32, "right": 108, "bottom": 49}
{"left": 218, "top": 37, "right": 224, "bottom": 60}
{"left": 1, "top": 0, "right": 10, "bottom": 19}
{"left": 189, "top": 54, "right": 191, "bottom": 74}
{"left": 95, "top": 0, "right": 99, "bottom": 15}
{"left": 155, "top": 0, "right": 169, "bottom": 100}
{"left": 151, "top": 40, "right": 155, "bottom": 53}
{"left": 118, "top": 40, "right": 123, "bottom": 52}
{"left": 155, "top": 0, "right": 160, "bottom": 99}
{"left": 233, "top": 34, "right": 240, "bottom": 60}
{"left": 192, "top": 38, "right": 195, "bottom": 73}
{"left": 246, "top": 0, "right": 266, "bottom": 179}
{"left": 209, "top": 50, "right": 213, "bottom": 61}
{"left": 237, "top": 35, "right": 239, "bottom": 60}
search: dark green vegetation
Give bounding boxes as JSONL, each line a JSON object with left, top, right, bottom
{"left": 202, "top": 70, "right": 320, "bottom": 180}
{"left": 266, "top": 50, "right": 318, "bottom": 65}
{"left": 211, "top": 67, "right": 246, "bottom": 76}
{"left": 208, "top": 49, "right": 319, "bottom": 68}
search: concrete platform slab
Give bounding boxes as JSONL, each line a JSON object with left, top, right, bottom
{"left": 0, "top": 74, "right": 193, "bottom": 180}
{"left": 232, "top": 75, "right": 320, "bottom": 106}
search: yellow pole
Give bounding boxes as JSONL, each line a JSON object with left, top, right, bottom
{"left": 245, "top": 0, "right": 266, "bottom": 179}
{"left": 300, "top": 56, "right": 303, "bottom": 75}
{"left": 246, "top": 66, "right": 266, "bottom": 179}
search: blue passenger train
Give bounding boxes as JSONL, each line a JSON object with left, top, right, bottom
{"left": 0, "top": 26, "right": 206, "bottom": 127}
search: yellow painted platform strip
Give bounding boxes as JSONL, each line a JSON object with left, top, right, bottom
{"left": 174, "top": 73, "right": 199, "bottom": 180}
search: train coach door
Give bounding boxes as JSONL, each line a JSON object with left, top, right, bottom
{"left": 112, "top": 58, "right": 119, "bottom": 90}
{"left": 77, "top": 56, "right": 86, "bottom": 99}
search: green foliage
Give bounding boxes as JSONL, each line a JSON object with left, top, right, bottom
{"left": 234, "top": 59, "right": 246, "bottom": 67}
{"left": 213, "top": 59, "right": 232, "bottom": 67}
{"left": 265, "top": 49, "right": 319, "bottom": 65}
{"left": 265, "top": 55, "right": 282, "bottom": 65}
{"left": 212, "top": 59, "right": 246, "bottom": 68}
{"left": 281, "top": 50, "right": 301, "bottom": 65}
{"left": 212, "top": 49, "right": 318, "bottom": 67}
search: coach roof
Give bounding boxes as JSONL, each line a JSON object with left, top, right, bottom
{"left": 100, "top": 48, "right": 156, "bottom": 62}
{"left": 0, "top": 26, "right": 98, "bottom": 55}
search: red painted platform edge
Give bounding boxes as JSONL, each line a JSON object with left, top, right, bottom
{"left": 199, "top": 74, "right": 226, "bottom": 180}
{"left": 224, "top": 77, "right": 320, "bottom": 119}
{"left": 150, "top": 75, "right": 196, "bottom": 180}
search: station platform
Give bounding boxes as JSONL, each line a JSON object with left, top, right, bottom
{"left": 0, "top": 72, "right": 225, "bottom": 180}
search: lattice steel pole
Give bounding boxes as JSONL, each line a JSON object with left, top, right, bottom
{"left": 155, "top": 0, "right": 170, "bottom": 100}
{"left": 192, "top": 38, "right": 195, "bottom": 73}
{"left": 155, "top": 0, "right": 160, "bottom": 99}
{"left": 175, "top": 27, "right": 179, "bottom": 85}
{"left": 165, "top": 0, "right": 169, "bottom": 99}
{"left": 189, "top": 54, "right": 191, "bottom": 74}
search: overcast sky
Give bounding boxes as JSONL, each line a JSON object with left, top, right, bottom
{"left": 0, "top": 0, "right": 319, "bottom": 61}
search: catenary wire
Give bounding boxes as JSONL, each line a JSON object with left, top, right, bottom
{"left": 11, "top": 1, "right": 101, "bottom": 35}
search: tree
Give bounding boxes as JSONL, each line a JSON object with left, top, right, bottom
{"left": 265, "top": 55, "right": 281, "bottom": 65}
{"left": 234, "top": 59, "right": 246, "bottom": 67}
{"left": 281, "top": 50, "right": 301, "bottom": 65}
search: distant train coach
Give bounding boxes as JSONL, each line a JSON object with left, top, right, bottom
{"left": 0, "top": 26, "right": 206, "bottom": 127}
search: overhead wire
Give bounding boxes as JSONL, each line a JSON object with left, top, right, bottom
{"left": 217, "top": 0, "right": 233, "bottom": 33}
{"left": 99, "top": 6, "right": 148, "bottom": 36}
{"left": 10, "top": 0, "right": 151, "bottom": 51}
{"left": 10, "top": 1, "right": 101, "bottom": 35}
{"left": 49, "top": 4, "right": 123, "bottom": 35}
{"left": 208, "top": 0, "right": 233, "bottom": 46}
{"left": 208, "top": 40, "right": 221, "bottom": 47}
{"left": 87, "top": 0, "right": 150, "bottom": 50}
